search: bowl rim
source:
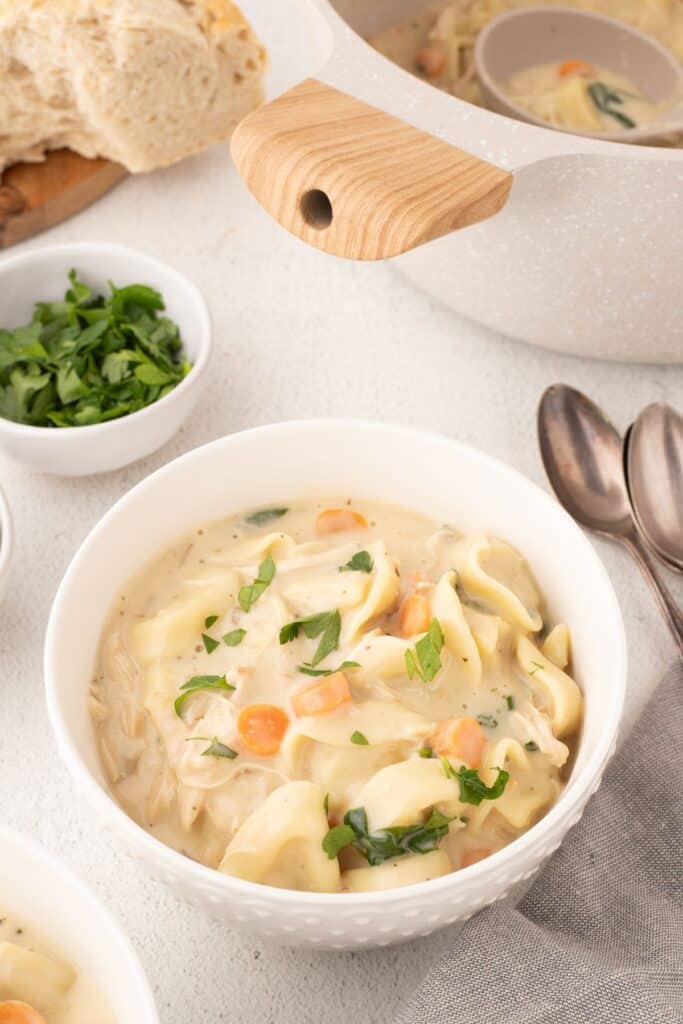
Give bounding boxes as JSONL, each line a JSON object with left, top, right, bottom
{"left": 0, "top": 480, "right": 13, "bottom": 585}
{"left": 0, "top": 823, "right": 159, "bottom": 1023}
{"left": 45, "top": 418, "right": 627, "bottom": 906}
{"left": 0, "top": 241, "right": 211, "bottom": 441}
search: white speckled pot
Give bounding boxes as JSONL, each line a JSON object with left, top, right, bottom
{"left": 45, "top": 421, "right": 626, "bottom": 949}
{"left": 261, "top": 0, "right": 683, "bottom": 363}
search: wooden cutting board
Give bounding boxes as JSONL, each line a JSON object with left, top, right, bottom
{"left": 0, "top": 149, "right": 127, "bottom": 249}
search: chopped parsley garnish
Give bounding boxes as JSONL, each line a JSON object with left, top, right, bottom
{"left": 351, "top": 730, "right": 369, "bottom": 745}
{"left": 524, "top": 740, "right": 540, "bottom": 752}
{"left": 505, "top": 695, "right": 515, "bottom": 710}
{"left": 322, "top": 807, "right": 453, "bottom": 866}
{"left": 202, "top": 633, "right": 220, "bottom": 654}
{"left": 339, "top": 550, "right": 374, "bottom": 574}
{"left": 204, "top": 615, "right": 219, "bottom": 629}
{"left": 245, "top": 507, "right": 289, "bottom": 527}
{"left": 174, "top": 675, "right": 235, "bottom": 718}
{"left": 297, "top": 660, "right": 359, "bottom": 677}
{"left": 405, "top": 618, "right": 444, "bottom": 683}
{"left": 529, "top": 660, "right": 545, "bottom": 676}
{"left": 238, "top": 554, "right": 276, "bottom": 612}
{"left": 280, "top": 609, "right": 341, "bottom": 667}
{"left": 222, "top": 628, "right": 246, "bottom": 647}
{"left": 476, "top": 714, "right": 498, "bottom": 729}
{"left": 186, "top": 736, "right": 238, "bottom": 759}
{"left": 418, "top": 746, "right": 435, "bottom": 758}
{"left": 323, "top": 793, "right": 330, "bottom": 817}
{"left": 441, "top": 758, "right": 509, "bottom": 806}
{"left": 0, "top": 271, "right": 191, "bottom": 428}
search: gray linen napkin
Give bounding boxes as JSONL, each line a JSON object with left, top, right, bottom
{"left": 396, "top": 663, "right": 683, "bottom": 1024}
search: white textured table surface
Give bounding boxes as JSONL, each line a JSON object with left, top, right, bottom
{"left": 1, "top": 6, "right": 682, "bottom": 1023}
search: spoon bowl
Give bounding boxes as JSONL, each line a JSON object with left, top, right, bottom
{"left": 475, "top": 6, "right": 683, "bottom": 145}
{"left": 626, "top": 403, "right": 683, "bottom": 572}
{"left": 538, "top": 384, "right": 632, "bottom": 535}
{"left": 538, "top": 384, "right": 683, "bottom": 656}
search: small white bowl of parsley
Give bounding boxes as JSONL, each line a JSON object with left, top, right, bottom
{"left": 0, "top": 242, "right": 211, "bottom": 475}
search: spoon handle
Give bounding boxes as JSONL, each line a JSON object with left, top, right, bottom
{"left": 624, "top": 533, "right": 683, "bottom": 657}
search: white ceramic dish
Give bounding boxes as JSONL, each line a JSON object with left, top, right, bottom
{"left": 0, "top": 242, "right": 211, "bottom": 475}
{"left": 0, "top": 479, "right": 12, "bottom": 602}
{"left": 237, "top": 0, "right": 682, "bottom": 363}
{"left": 0, "top": 824, "right": 159, "bottom": 1023}
{"left": 45, "top": 420, "right": 627, "bottom": 949}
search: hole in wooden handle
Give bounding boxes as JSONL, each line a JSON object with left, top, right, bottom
{"left": 300, "top": 189, "right": 333, "bottom": 229}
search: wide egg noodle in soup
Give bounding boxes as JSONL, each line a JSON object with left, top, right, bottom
{"left": 370, "top": 0, "right": 683, "bottom": 143}
{"left": 91, "top": 499, "right": 583, "bottom": 894}
{"left": 0, "top": 912, "right": 114, "bottom": 1023}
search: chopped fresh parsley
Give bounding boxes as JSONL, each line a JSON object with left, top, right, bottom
{"left": 202, "top": 633, "right": 220, "bottom": 654}
{"left": 297, "top": 660, "right": 359, "bottom": 677}
{"left": 280, "top": 609, "right": 341, "bottom": 668}
{"left": 441, "top": 758, "right": 509, "bottom": 806}
{"left": 405, "top": 618, "right": 444, "bottom": 683}
{"left": 418, "top": 746, "right": 435, "bottom": 758}
{"left": 339, "top": 550, "right": 374, "bottom": 574}
{"left": 0, "top": 271, "right": 191, "bottom": 428}
{"left": 204, "top": 615, "right": 219, "bottom": 629}
{"left": 351, "top": 730, "right": 369, "bottom": 745}
{"left": 186, "top": 736, "right": 238, "bottom": 759}
{"left": 529, "top": 660, "right": 545, "bottom": 676}
{"left": 505, "top": 695, "right": 515, "bottom": 710}
{"left": 322, "top": 807, "right": 453, "bottom": 866}
{"left": 238, "top": 554, "right": 276, "bottom": 612}
{"left": 476, "top": 714, "right": 498, "bottom": 729}
{"left": 245, "top": 507, "right": 289, "bottom": 527}
{"left": 524, "top": 740, "right": 540, "bottom": 752}
{"left": 222, "top": 628, "right": 247, "bottom": 647}
{"left": 323, "top": 792, "right": 330, "bottom": 817}
{"left": 174, "top": 675, "right": 235, "bottom": 718}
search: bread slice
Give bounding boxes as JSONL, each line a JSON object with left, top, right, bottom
{"left": 0, "top": 0, "right": 267, "bottom": 173}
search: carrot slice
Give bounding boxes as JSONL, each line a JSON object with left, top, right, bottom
{"left": 558, "top": 58, "right": 594, "bottom": 78}
{"left": 461, "top": 849, "right": 491, "bottom": 869}
{"left": 292, "top": 672, "right": 351, "bottom": 717}
{"left": 237, "top": 704, "right": 289, "bottom": 756}
{"left": 416, "top": 44, "right": 446, "bottom": 78}
{"left": 399, "top": 594, "right": 431, "bottom": 637}
{"left": 0, "top": 1004, "right": 47, "bottom": 1024}
{"left": 431, "top": 716, "right": 486, "bottom": 767}
{"left": 316, "top": 508, "right": 368, "bottom": 536}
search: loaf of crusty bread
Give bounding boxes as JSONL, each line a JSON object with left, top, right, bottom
{"left": 0, "top": 0, "right": 267, "bottom": 173}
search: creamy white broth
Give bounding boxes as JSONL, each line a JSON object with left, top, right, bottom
{"left": 502, "top": 61, "right": 662, "bottom": 132}
{"left": 0, "top": 912, "right": 113, "bottom": 1024}
{"left": 92, "top": 499, "right": 583, "bottom": 893}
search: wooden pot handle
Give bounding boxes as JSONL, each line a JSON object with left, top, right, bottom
{"left": 231, "top": 78, "right": 512, "bottom": 261}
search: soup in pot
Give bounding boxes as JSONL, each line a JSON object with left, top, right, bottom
{"left": 92, "top": 500, "right": 583, "bottom": 894}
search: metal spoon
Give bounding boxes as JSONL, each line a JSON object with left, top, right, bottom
{"left": 626, "top": 402, "right": 683, "bottom": 574}
{"left": 475, "top": 6, "right": 683, "bottom": 146}
{"left": 538, "top": 384, "right": 683, "bottom": 657}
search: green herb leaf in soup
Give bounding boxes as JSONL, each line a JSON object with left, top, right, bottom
{"left": 322, "top": 806, "right": 453, "bottom": 866}
{"left": 238, "top": 554, "right": 276, "bottom": 612}
{"left": 0, "top": 270, "right": 191, "bottom": 428}
{"left": 441, "top": 758, "right": 510, "bottom": 806}
{"left": 174, "top": 675, "right": 235, "bottom": 718}
{"left": 405, "top": 618, "right": 444, "bottom": 683}
{"left": 245, "top": 507, "right": 289, "bottom": 527}
{"left": 280, "top": 609, "right": 341, "bottom": 667}
{"left": 339, "top": 550, "right": 374, "bottom": 574}
{"left": 201, "top": 738, "right": 238, "bottom": 759}
{"left": 350, "top": 730, "right": 369, "bottom": 745}
{"left": 297, "top": 660, "right": 360, "bottom": 678}
{"left": 223, "top": 628, "right": 247, "bottom": 647}
{"left": 202, "top": 633, "right": 220, "bottom": 654}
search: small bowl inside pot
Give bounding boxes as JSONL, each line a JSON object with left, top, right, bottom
{"left": 0, "top": 242, "right": 211, "bottom": 476}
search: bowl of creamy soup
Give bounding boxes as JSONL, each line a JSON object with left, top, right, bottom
{"left": 45, "top": 420, "right": 626, "bottom": 949}
{"left": 0, "top": 826, "right": 158, "bottom": 1024}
